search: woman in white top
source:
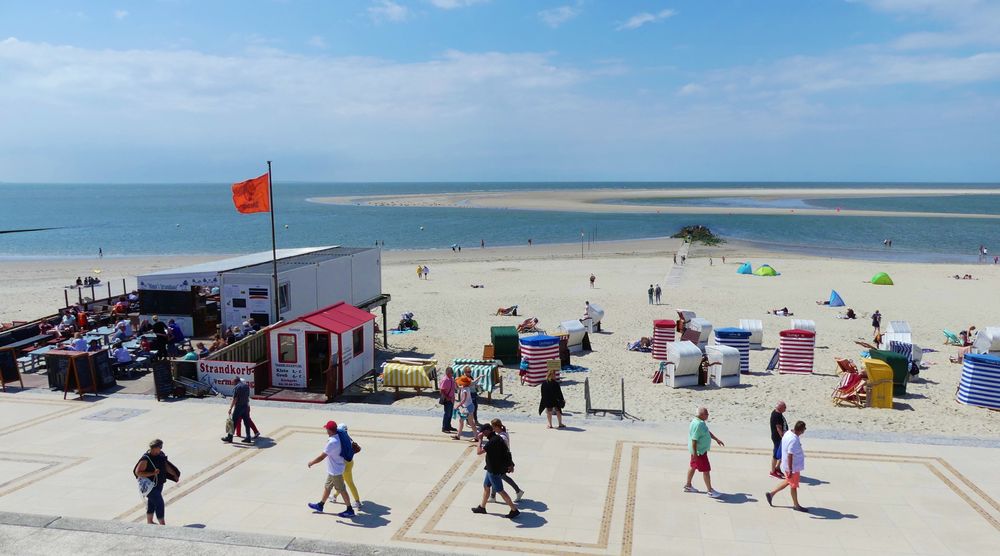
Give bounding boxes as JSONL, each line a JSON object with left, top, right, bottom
{"left": 765, "top": 420, "right": 808, "bottom": 512}
{"left": 452, "top": 376, "right": 476, "bottom": 441}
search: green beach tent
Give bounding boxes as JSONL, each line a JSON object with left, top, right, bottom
{"left": 737, "top": 262, "right": 753, "bottom": 275}
{"left": 754, "top": 264, "right": 778, "bottom": 277}
{"left": 871, "top": 272, "right": 894, "bottom": 286}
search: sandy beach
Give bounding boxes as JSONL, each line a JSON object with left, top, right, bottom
{"left": 311, "top": 187, "right": 1000, "bottom": 219}
{"left": 5, "top": 238, "right": 997, "bottom": 438}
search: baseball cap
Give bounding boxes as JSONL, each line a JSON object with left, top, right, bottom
{"left": 324, "top": 420, "right": 338, "bottom": 431}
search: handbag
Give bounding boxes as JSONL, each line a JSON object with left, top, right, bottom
{"left": 225, "top": 416, "right": 235, "bottom": 435}
{"left": 352, "top": 441, "right": 361, "bottom": 454}
{"left": 136, "top": 455, "right": 157, "bottom": 497}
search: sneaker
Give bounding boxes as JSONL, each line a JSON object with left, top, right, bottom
{"left": 220, "top": 435, "right": 233, "bottom": 443}
{"left": 241, "top": 437, "right": 254, "bottom": 444}
{"left": 707, "top": 490, "right": 722, "bottom": 498}
{"left": 765, "top": 492, "right": 773, "bottom": 507}
{"left": 308, "top": 502, "right": 324, "bottom": 512}
{"left": 515, "top": 490, "right": 525, "bottom": 502}
{"left": 488, "top": 495, "right": 497, "bottom": 503}
{"left": 505, "top": 509, "right": 520, "bottom": 519}
{"left": 353, "top": 501, "right": 363, "bottom": 511}
{"left": 337, "top": 508, "right": 356, "bottom": 518}
{"left": 769, "top": 470, "right": 783, "bottom": 479}
{"left": 471, "top": 505, "right": 487, "bottom": 514}
{"left": 683, "top": 485, "right": 697, "bottom": 493}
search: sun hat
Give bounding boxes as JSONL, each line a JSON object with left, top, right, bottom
{"left": 456, "top": 376, "right": 472, "bottom": 387}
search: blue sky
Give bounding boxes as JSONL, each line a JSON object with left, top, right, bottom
{"left": 1, "top": 0, "right": 998, "bottom": 182}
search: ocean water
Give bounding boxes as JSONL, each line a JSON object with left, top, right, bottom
{"left": 0, "top": 182, "right": 997, "bottom": 262}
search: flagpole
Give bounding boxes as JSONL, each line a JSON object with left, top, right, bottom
{"left": 267, "top": 160, "right": 279, "bottom": 326}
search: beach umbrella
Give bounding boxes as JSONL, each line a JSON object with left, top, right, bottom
{"left": 828, "top": 290, "right": 845, "bottom": 307}
{"left": 871, "top": 272, "right": 894, "bottom": 285}
{"left": 754, "top": 264, "right": 778, "bottom": 277}
{"left": 737, "top": 262, "right": 753, "bottom": 275}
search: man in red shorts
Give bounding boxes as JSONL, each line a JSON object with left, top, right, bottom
{"left": 766, "top": 420, "right": 809, "bottom": 512}
{"left": 684, "top": 407, "right": 724, "bottom": 498}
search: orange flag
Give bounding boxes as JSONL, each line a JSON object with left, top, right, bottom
{"left": 231, "top": 173, "right": 270, "bottom": 214}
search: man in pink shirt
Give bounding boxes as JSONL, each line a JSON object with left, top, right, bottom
{"left": 439, "top": 367, "right": 456, "bottom": 433}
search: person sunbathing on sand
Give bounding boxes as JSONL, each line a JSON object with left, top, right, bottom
{"left": 768, "top": 307, "right": 793, "bottom": 316}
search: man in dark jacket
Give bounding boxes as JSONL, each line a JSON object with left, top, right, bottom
{"left": 470, "top": 424, "right": 519, "bottom": 518}
{"left": 222, "top": 378, "right": 253, "bottom": 444}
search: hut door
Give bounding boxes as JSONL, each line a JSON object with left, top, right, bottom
{"left": 305, "top": 332, "right": 330, "bottom": 392}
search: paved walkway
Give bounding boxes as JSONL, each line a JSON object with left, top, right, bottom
{"left": 664, "top": 242, "right": 689, "bottom": 287}
{"left": 1, "top": 390, "right": 998, "bottom": 555}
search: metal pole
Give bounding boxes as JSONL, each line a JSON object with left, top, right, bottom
{"left": 107, "top": 282, "right": 111, "bottom": 301}
{"left": 580, "top": 232, "right": 584, "bottom": 259}
{"left": 64, "top": 289, "right": 69, "bottom": 309}
{"left": 267, "top": 161, "right": 279, "bottom": 326}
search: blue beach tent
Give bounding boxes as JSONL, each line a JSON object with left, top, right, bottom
{"left": 828, "top": 290, "right": 846, "bottom": 307}
{"left": 737, "top": 262, "right": 753, "bottom": 275}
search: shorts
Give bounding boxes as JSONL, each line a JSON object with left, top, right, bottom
{"left": 483, "top": 472, "right": 505, "bottom": 493}
{"left": 785, "top": 472, "right": 800, "bottom": 488}
{"left": 689, "top": 453, "right": 711, "bottom": 472}
{"left": 773, "top": 442, "right": 782, "bottom": 460}
{"left": 325, "top": 474, "right": 347, "bottom": 494}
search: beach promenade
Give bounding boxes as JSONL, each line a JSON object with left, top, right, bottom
{"left": 1, "top": 390, "right": 998, "bottom": 555}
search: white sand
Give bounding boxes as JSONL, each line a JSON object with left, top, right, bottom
{"left": 379, "top": 239, "right": 1000, "bottom": 436}
{"left": 4, "top": 240, "right": 998, "bottom": 436}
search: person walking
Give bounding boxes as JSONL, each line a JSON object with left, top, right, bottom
{"left": 222, "top": 377, "right": 254, "bottom": 444}
{"left": 654, "top": 284, "right": 662, "bottom": 305}
{"left": 423, "top": 265, "right": 430, "bottom": 280}
{"left": 871, "top": 309, "right": 882, "bottom": 336}
{"left": 462, "top": 366, "right": 480, "bottom": 424}
{"left": 647, "top": 284, "right": 654, "bottom": 305}
{"left": 470, "top": 424, "right": 520, "bottom": 519}
{"left": 133, "top": 439, "right": 180, "bottom": 525}
{"left": 486, "top": 418, "right": 525, "bottom": 502}
{"left": 538, "top": 367, "right": 565, "bottom": 429}
{"left": 307, "top": 420, "right": 355, "bottom": 517}
{"left": 330, "top": 424, "right": 363, "bottom": 511}
{"left": 589, "top": 273, "right": 596, "bottom": 288}
{"left": 452, "top": 375, "right": 477, "bottom": 440}
{"left": 440, "top": 367, "right": 456, "bottom": 433}
{"left": 769, "top": 401, "right": 788, "bottom": 479}
{"left": 766, "top": 421, "right": 809, "bottom": 512}
{"left": 416, "top": 265, "right": 422, "bottom": 280}
{"left": 684, "top": 407, "right": 724, "bottom": 498}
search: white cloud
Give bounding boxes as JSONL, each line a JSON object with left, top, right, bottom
{"left": 307, "top": 36, "right": 327, "bottom": 49}
{"left": 617, "top": 9, "right": 675, "bottom": 31}
{"left": 369, "top": 0, "right": 410, "bottom": 23}
{"left": 113, "top": 10, "right": 128, "bottom": 20}
{"left": 677, "top": 83, "right": 704, "bottom": 96}
{"left": 428, "top": 0, "right": 488, "bottom": 9}
{"left": 854, "top": 0, "right": 1000, "bottom": 49}
{"left": 538, "top": 4, "right": 580, "bottom": 28}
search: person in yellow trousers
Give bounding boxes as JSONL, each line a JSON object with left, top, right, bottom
{"left": 328, "top": 423, "right": 363, "bottom": 511}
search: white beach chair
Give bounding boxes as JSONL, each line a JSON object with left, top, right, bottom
{"left": 664, "top": 341, "right": 702, "bottom": 388}
{"left": 706, "top": 345, "right": 740, "bottom": 387}
{"left": 790, "top": 319, "right": 815, "bottom": 333}
{"left": 739, "top": 319, "right": 763, "bottom": 350}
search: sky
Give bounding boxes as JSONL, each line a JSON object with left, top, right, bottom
{"left": 1, "top": 0, "right": 999, "bottom": 183}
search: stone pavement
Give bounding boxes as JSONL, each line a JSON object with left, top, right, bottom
{"left": 0, "top": 390, "right": 998, "bottom": 555}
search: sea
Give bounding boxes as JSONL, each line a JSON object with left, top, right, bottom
{"left": 1, "top": 182, "right": 998, "bottom": 263}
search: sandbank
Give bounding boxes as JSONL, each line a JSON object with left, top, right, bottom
{"left": 310, "top": 187, "right": 1000, "bottom": 219}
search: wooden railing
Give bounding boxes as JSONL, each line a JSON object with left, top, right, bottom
{"left": 206, "top": 330, "right": 269, "bottom": 363}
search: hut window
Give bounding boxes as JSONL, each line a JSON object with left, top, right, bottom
{"left": 278, "top": 333, "right": 297, "bottom": 363}
{"left": 353, "top": 328, "right": 364, "bottom": 355}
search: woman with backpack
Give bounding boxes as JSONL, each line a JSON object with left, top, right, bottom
{"left": 329, "top": 424, "right": 363, "bottom": 511}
